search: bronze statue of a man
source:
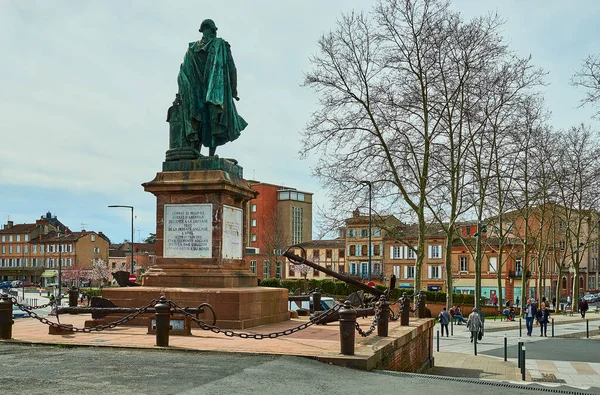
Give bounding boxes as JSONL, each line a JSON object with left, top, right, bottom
{"left": 169, "top": 19, "right": 247, "bottom": 158}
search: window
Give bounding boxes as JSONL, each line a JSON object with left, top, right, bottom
{"left": 1, "top": 235, "right": 4, "bottom": 242}
{"left": 32, "top": 258, "right": 37, "bottom": 267}
{"left": 313, "top": 266, "right": 320, "bottom": 277}
{"left": 263, "top": 261, "right": 270, "bottom": 278}
{"left": 278, "top": 191, "right": 289, "bottom": 200}
{"left": 9, "top": 246, "right": 13, "bottom": 253}
{"left": 291, "top": 207, "right": 303, "bottom": 244}
{"left": 40, "top": 245, "right": 44, "bottom": 253}
{"left": 251, "top": 234, "right": 257, "bottom": 242}
{"left": 251, "top": 219, "right": 257, "bottom": 227}
{"left": 16, "top": 235, "right": 21, "bottom": 242}
{"left": 93, "top": 247, "right": 100, "bottom": 253}
{"left": 360, "top": 229, "right": 369, "bottom": 238}
{"left": 579, "top": 276, "right": 584, "bottom": 290}
{"left": 460, "top": 256, "right": 468, "bottom": 272}
{"left": 407, "top": 247, "right": 416, "bottom": 259}
{"left": 429, "top": 245, "right": 441, "bottom": 259}
{"left": 360, "top": 263, "right": 369, "bottom": 278}
{"left": 558, "top": 221, "right": 566, "bottom": 233}
{"left": 349, "top": 245, "right": 356, "bottom": 256}
{"left": 339, "top": 263, "right": 345, "bottom": 274}
{"left": 67, "top": 258, "right": 72, "bottom": 267}
{"left": 338, "top": 249, "right": 345, "bottom": 258}
{"left": 373, "top": 228, "right": 381, "bottom": 237}
{"left": 24, "top": 245, "right": 28, "bottom": 253}
{"left": 16, "top": 245, "right": 21, "bottom": 254}
{"left": 562, "top": 276, "right": 567, "bottom": 290}
{"left": 489, "top": 257, "right": 497, "bottom": 273}
{"left": 24, "top": 235, "right": 29, "bottom": 242}
{"left": 288, "top": 262, "right": 295, "bottom": 277}
{"left": 557, "top": 240, "right": 565, "bottom": 250}
{"left": 67, "top": 244, "right": 73, "bottom": 252}
{"left": 356, "top": 245, "right": 363, "bottom": 257}
{"left": 9, "top": 235, "right": 13, "bottom": 242}
{"left": 91, "top": 234, "right": 96, "bottom": 242}
{"left": 465, "top": 225, "right": 471, "bottom": 236}
{"left": 1, "top": 246, "right": 4, "bottom": 254}
{"left": 391, "top": 246, "right": 403, "bottom": 259}
{"left": 251, "top": 204, "right": 257, "bottom": 212}
{"left": 350, "top": 263, "right": 358, "bottom": 275}
{"left": 373, "top": 263, "right": 382, "bottom": 276}
{"left": 326, "top": 249, "right": 332, "bottom": 259}
{"left": 347, "top": 229, "right": 356, "bottom": 238}
{"left": 515, "top": 258, "right": 522, "bottom": 275}
{"left": 406, "top": 265, "right": 415, "bottom": 279}
{"left": 48, "top": 258, "right": 54, "bottom": 268}
{"left": 430, "top": 265, "right": 441, "bottom": 279}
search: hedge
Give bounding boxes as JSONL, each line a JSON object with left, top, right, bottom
{"left": 259, "top": 278, "right": 487, "bottom": 306}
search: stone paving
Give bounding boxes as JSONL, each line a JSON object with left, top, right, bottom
{"left": 431, "top": 314, "right": 600, "bottom": 391}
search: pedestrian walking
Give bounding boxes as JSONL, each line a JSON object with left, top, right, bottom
{"left": 567, "top": 295, "right": 571, "bottom": 308}
{"left": 466, "top": 308, "right": 483, "bottom": 343}
{"left": 537, "top": 302, "right": 550, "bottom": 337}
{"left": 580, "top": 298, "right": 589, "bottom": 319}
{"left": 552, "top": 296, "right": 556, "bottom": 309}
{"left": 516, "top": 296, "right": 520, "bottom": 307}
{"left": 524, "top": 298, "right": 537, "bottom": 336}
{"left": 438, "top": 307, "right": 450, "bottom": 337}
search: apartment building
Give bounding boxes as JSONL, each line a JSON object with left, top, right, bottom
{"left": 285, "top": 239, "right": 346, "bottom": 280}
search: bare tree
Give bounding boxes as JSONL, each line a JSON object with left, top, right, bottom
{"left": 571, "top": 54, "right": 600, "bottom": 118}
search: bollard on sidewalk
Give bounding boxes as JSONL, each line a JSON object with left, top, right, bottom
{"left": 339, "top": 301, "right": 356, "bottom": 355}
{"left": 0, "top": 294, "right": 13, "bottom": 340}
{"left": 517, "top": 338, "right": 523, "bottom": 369}
{"left": 503, "top": 334, "right": 507, "bottom": 362}
{"left": 551, "top": 318, "right": 554, "bottom": 337}
{"left": 68, "top": 287, "right": 79, "bottom": 309}
{"left": 450, "top": 319, "right": 453, "bottom": 336}
{"left": 519, "top": 318, "right": 522, "bottom": 337}
{"left": 377, "top": 296, "right": 389, "bottom": 337}
{"left": 437, "top": 330, "right": 440, "bottom": 352}
{"left": 473, "top": 333, "right": 477, "bottom": 356}
{"left": 587, "top": 319, "right": 589, "bottom": 338}
{"left": 521, "top": 346, "right": 526, "bottom": 381}
{"left": 155, "top": 296, "right": 170, "bottom": 347}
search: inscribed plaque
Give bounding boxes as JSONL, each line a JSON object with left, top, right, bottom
{"left": 164, "top": 204, "right": 212, "bottom": 258}
{"left": 222, "top": 205, "right": 243, "bottom": 259}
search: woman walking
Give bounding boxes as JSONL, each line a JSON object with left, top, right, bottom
{"left": 537, "top": 302, "right": 550, "bottom": 337}
{"left": 466, "top": 308, "right": 483, "bottom": 343}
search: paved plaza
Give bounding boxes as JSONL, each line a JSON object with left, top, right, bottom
{"left": 431, "top": 313, "right": 600, "bottom": 391}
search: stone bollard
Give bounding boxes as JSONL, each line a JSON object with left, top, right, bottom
{"left": 155, "top": 296, "right": 170, "bottom": 347}
{"left": 313, "top": 290, "right": 322, "bottom": 312}
{"left": 416, "top": 291, "right": 426, "bottom": 318}
{"left": 339, "top": 301, "right": 357, "bottom": 355}
{"left": 377, "top": 295, "right": 389, "bottom": 337}
{"left": 0, "top": 294, "right": 13, "bottom": 340}
{"left": 68, "top": 287, "right": 79, "bottom": 309}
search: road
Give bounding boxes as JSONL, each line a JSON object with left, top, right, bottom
{"left": 0, "top": 343, "right": 593, "bottom": 395}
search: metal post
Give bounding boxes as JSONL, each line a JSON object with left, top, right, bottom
{"left": 0, "top": 294, "right": 13, "bottom": 340}
{"left": 339, "top": 301, "right": 356, "bottom": 355}
{"left": 313, "top": 291, "right": 322, "bottom": 312}
{"left": 504, "top": 334, "right": 507, "bottom": 361}
{"left": 68, "top": 287, "right": 78, "bottom": 309}
{"left": 155, "top": 296, "right": 170, "bottom": 347}
{"left": 437, "top": 330, "right": 440, "bottom": 352}
{"left": 587, "top": 319, "right": 589, "bottom": 338}
{"left": 451, "top": 319, "right": 453, "bottom": 336}
{"left": 58, "top": 248, "right": 62, "bottom": 306}
{"left": 377, "top": 295, "right": 389, "bottom": 337}
{"left": 131, "top": 207, "right": 135, "bottom": 275}
{"left": 519, "top": 318, "right": 522, "bottom": 337}
{"left": 517, "top": 339, "right": 523, "bottom": 369}
{"left": 551, "top": 318, "right": 554, "bottom": 337}
{"left": 474, "top": 332, "right": 477, "bottom": 356}
{"left": 521, "top": 346, "right": 526, "bottom": 381}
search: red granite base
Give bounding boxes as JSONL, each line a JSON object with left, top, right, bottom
{"left": 101, "top": 286, "right": 290, "bottom": 329}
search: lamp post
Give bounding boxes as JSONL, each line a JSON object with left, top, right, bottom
{"left": 360, "top": 181, "right": 372, "bottom": 281}
{"left": 58, "top": 245, "right": 62, "bottom": 306}
{"left": 108, "top": 205, "right": 135, "bottom": 275}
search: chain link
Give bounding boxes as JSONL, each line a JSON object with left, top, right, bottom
{"left": 169, "top": 299, "right": 342, "bottom": 339}
{"left": 10, "top": 296, "right": 159, "bottom": 333}
{"left": 355, "top": 299, "right": 381, "bottom": 337}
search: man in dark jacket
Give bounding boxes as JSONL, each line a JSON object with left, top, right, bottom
{"left": 580, "top": 298, "right": 589, "bottom": 319}
{"left": 438, "top": 307, "right": 451, "bottom": 337}
{"left": 524, "top": 298, "right": 537, "bottom": 336}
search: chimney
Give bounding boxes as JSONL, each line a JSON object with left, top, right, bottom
{"left": 352, "top": 208, "right": 360, "bottom": 218}
{"left": 5, "top": 220, "right": 13, "bottom": 229}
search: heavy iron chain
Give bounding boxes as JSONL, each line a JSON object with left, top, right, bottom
{"left": 168, "top": 299, "right": 343, "bottom": 340}
{"left": 355, "top": 298, "right": 382, "bottom": 337}
{"left": 10, "top": 296, "right": 159, "bottom": 333}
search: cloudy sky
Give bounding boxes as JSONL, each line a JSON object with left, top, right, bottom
{"left": 0, "top": 0, "right": 598, "bottom": 243}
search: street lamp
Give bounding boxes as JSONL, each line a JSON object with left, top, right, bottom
{"left": 360, "top": 181, "right": 372, "bottom": 282}
{"left": 108, "top": 205, "right": 135, "bottom": 275}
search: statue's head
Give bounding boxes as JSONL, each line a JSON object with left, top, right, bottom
{"left": 199, "top": 19, "right": 218, "bottom": 34}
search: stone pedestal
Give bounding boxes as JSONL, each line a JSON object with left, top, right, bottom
{"left": 102, "top": 157, "right": 290, "bottom": 329}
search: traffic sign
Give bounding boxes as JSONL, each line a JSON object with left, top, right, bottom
{"left": 129, "top": 274, "right": 137, "bottom": 283}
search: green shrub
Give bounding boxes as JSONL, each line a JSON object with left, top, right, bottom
{"left": 80, "top": 288, "right": 102, "bottom": 297}
{"left": 260, "top": 278, "right": 281, "bottom": 288}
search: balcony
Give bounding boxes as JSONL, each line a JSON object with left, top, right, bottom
{"left": 508, "top": 270, "right": 531, "bottom": 279}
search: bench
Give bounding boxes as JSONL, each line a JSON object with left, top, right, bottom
{"left": 562, "top": 306, "right": 574, "bottom": 316}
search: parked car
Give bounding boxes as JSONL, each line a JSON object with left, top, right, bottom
{"left": 12, "top": 306, "right": 27, "bottom": 319}
{"left": 11, "top": 280, "right": 22, "bottom": 288}
{"left": 21, "top": 281, "right": 36, "bottom": 288}
{"left": 0, "top": 281, "right": 12, "bottom": 289}
{"left": 288, "top": 296, "right": 336, "bottom": 314}
{"left": 583, "top": 294, "right": 595, "bottom": 303}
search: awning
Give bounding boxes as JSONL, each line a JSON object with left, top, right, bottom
{"left": 41, "top": 270, "right": 58, "bottom": 278}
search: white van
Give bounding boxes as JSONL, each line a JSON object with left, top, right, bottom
{"left": 288, "top": 296, "right": 336, "bottom": 313}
